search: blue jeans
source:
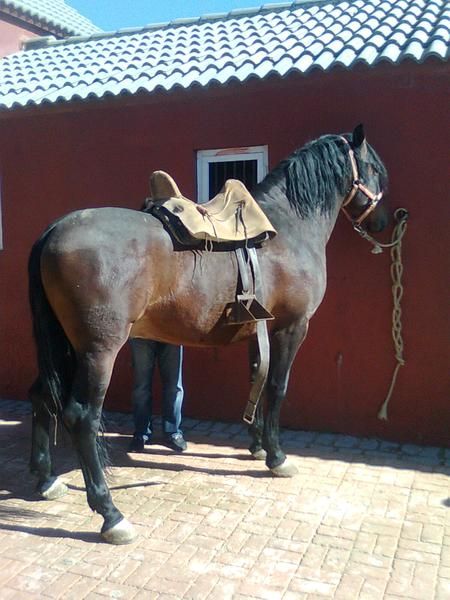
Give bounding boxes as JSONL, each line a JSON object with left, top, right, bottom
{"left": 129, "top": 338, "right": 184, "bottom": 439}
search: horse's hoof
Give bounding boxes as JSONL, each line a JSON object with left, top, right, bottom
{"left": 250, "top": 448, "right": 267, "bottom": 460}
{"left": 102, "top": 519, "right": 137, "bottom": 545}
{"left": 270, "top": 459, "right": 298, "bottom": 478}
{"left": 40, "top": 478, "right": 68, "bottom": 500}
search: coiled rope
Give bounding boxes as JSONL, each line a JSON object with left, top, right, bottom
{"left": 377, "top": 208, "right": 409, "bottom": 420}
{"left": 353, "top": 208, "right": 409, "bottom": 419}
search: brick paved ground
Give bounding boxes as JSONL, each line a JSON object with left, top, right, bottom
{"left": 0, "top": 399, "right": 449, "bottom": 600}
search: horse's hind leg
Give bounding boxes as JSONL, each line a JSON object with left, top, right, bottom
{"left": 63, "top": 349, "right": 136, "bottom": 545}
{"left": 264, "top": 320, "right": 309, "bottom": 477}
{"left": 29, "top": 379, "right": 68, "bottom": 500}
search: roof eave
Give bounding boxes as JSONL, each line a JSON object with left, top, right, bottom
{"left": 1, "top": 58, "right": 446, "bottom": 118}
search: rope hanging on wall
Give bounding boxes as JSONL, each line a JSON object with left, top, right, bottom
{"left": 377, "top": 208, "right": 409, "bottom": 420}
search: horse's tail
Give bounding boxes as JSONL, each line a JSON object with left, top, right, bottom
{"left": 28, "top": 226, "right": 76, "bottom": 417}
{"left": 28, "top": 226, "right": 111, "bottom": 468}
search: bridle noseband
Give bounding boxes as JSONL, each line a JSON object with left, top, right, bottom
{"left": 340, "top": 136, "right": 383, "bottom": 227}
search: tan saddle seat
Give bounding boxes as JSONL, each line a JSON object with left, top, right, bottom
{"left": 146, "top": 170, "right": 277, "bottom": 244}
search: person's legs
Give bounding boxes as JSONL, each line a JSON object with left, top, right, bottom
{"left": 157, "top": 344, "right": 186, "bottom": 450}
{"left": 129, "top": 338, "right": 157, "bottom": 447}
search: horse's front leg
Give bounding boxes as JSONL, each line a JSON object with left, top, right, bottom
{"left": 263, "top": 319, "right": 309, "bottom": 477}
{"left": 247, "top": 338, "right": 266, "bottom": 460}
{"left": 63, "top": 350, "right": 136, "bottom": 545}
{"left": 29, "top": 378, "right": 68, "bottom": 500}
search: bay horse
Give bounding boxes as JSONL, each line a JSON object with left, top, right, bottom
{"left": 28, "top": 125, "right": 388, "bottom": 544}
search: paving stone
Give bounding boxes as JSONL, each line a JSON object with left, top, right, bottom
{"left": 413, "top": 455, "right": 445, "bottom": 467}
{"left": 315, "top": 433, "right": 338, "bottom": 446}
{"left": 435, "top": 577, "right": 450, "bottom": 600}
{"left": 379, "top": 440, "right": 400, "bottom": 452}
{"left": 283, "top": 429, "right": 317, "bottom": 444}
{"left": 360, "top": 438, "right": 380, "bottom": 451}
{"left": 336, "top": 447, "right": 364, "bottom": 458}
{"left": 185, "top": 574, "right": 219, "bottom": 599}
{"left": 289, "top": 575, "right": 336, "bottom": 595}
{"left": 420, "top": 446, "right": 444, "bottom": 458}
{"left": 190, "top": 420, "right": 213, "bottom": 432}
{"left": 401, "top": 443, "right": 423, "bottom": 456}
{"left": 225, "top": 423, "right": 246, "bottom": 435}
{"left": 0, "top": 398, "right": 448, "bottom": 599}
{"left": 334, "top": 435, "right": 360, "bottom": 448}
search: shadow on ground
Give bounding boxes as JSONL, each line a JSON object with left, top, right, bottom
{"left": 1, "top": 402, "right": 448, "bottom": 503}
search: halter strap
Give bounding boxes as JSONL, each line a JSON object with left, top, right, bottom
{"left": 339, "top": 136, "right": 383, "bottom": 226}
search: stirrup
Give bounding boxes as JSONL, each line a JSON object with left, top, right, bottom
{"left": 225, "top": 293, "right": 274, "bottom": 325}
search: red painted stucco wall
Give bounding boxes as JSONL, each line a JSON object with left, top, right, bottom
{"left": 0, "top": 18, "right": 38, "bottom": 57}
{"left": 0, "top": 61, "right": 448, "bottom": 446}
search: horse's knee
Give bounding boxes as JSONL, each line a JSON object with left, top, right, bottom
{"left": 267, "top": 378, "right": 288, "bottom": 401}
{"left": 62, "top": 400, "right": 84, "bottom": 430}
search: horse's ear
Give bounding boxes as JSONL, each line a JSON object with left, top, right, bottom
{"left": 352, "top": 123, "right": 366, "bottom": 148}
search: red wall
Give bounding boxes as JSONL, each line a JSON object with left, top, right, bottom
{"left": 0, "top": 61, "right": 448, "bottom": 446}
{"left": 0, "top": 19, "right": 38, "bottom": 57}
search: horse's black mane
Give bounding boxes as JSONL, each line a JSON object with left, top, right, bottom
{"left": 257, "top": 134, "right": 387, "bottom": 218}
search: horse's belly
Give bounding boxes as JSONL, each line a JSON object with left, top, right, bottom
{"left": 129, "top": 282, "right": 257, "bottom": 347}
{"left": 130, "top": 296, "right": 255, "bottom": 346}
{"left": 130, "top": 318, "right": 257, "bottom": 347}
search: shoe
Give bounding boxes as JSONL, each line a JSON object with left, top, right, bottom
{"left": 128, "top": 436, "right": 145, "bottom": 452}
{"left": 165, "top": 432, "right": 187, "bottom": 453}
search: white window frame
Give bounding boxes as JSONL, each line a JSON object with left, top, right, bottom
{"left": 196, "top": 145, "right": 268, "bottom": 204}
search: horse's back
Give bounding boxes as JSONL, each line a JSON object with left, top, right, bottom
{"left": 44, "top": 207, "right": 163, "bottom": 250}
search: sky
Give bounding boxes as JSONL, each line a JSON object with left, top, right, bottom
{"left": 67, "top": 1, "right": 266, "bottom": 31}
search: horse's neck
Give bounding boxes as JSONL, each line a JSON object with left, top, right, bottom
{"left": 256, "top": 181, "right": 343, "bottom": 249}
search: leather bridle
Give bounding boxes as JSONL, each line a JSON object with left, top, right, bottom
{"left": 340, "top": 136, "right": 383, "bottom": 227}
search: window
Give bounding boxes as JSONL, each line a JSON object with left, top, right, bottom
{"left": 197, "top": 146, "right": 268, "bottom": 203}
